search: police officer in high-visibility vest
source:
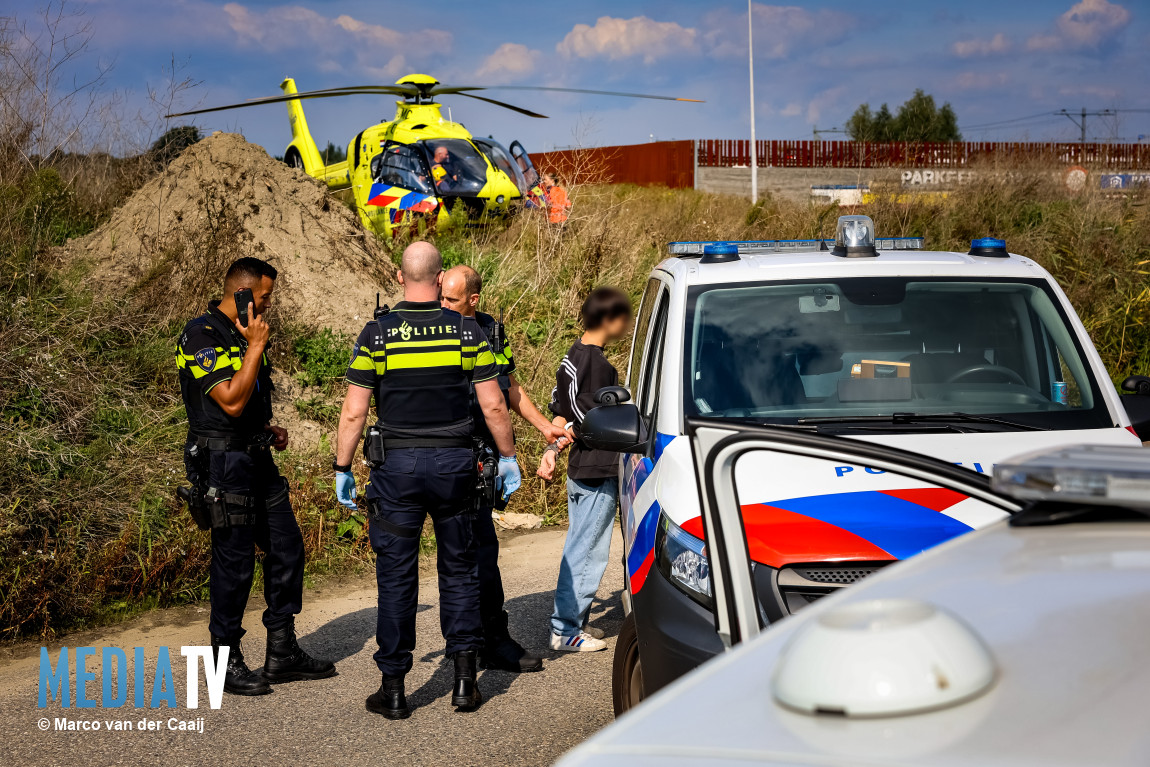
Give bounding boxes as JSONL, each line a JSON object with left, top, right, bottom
{"left": 176, "top": 257, "right": 335, "bottom": 696}
{"left": 441, "top": 265, "right": 569, "bottom": 673}
{"left": 333, "top": 242, "right": 521, "bottom": 719}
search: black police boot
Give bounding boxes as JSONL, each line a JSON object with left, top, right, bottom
{"left": 211, "top": 636, "right": 271, "bottom": 696}
{"left": 262, "top": 620, "right": 336, "bottom": 684}
{"left": 451, "top": 650, "right": 483, "bottom": 710}
{"left": 366, "top": 676, "right": 411, "bottom": 720}
{"left": 480, "top": 612, "right": 543, "bottom": 673}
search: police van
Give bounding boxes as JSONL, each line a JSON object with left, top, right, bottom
{"left": 558, "top": 440, "right": 1150, "bottom": 767}
{"left": 577, "top": 215, "right": 1147, "bottom": 714}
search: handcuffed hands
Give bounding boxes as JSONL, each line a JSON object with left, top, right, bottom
{"left": 335, "top": 471, "right": 358, "bottom": 510}
{"left": 537, "top": 450, "right": 557, "bottom": 481}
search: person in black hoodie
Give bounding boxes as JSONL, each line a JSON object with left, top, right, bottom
{"left": 540, "top": 287, "right": 632, "bottom": 652}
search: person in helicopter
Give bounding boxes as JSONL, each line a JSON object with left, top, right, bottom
{"left": 431, "top": 145, "right": 460, "bottom": 194}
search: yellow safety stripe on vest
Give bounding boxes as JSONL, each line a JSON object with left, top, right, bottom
{"left": 385, "top": 338, "right": 462, "bottom": 350}
{"left": 385, "top": 350, "right": 464, "bottom": 370}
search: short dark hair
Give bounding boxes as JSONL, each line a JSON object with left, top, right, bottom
{"left": 580, "top": 286, "right": 632, "bottom": 330}
{"left": 224, "top": 257, "right": 277, "bottom": 286}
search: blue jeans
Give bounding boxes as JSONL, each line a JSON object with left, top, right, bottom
{"left": 551, "top": 476, "right": 619, "bottom": 637}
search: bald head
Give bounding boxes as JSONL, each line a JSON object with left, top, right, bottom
{"left": 441, "top": 265, "right": 482, "bottom": 317}
{"left": 399, "top": 241, "right": 443, "bottom": 287}
{"left": 445, "top": 265, "right": 482, "bottom": 296}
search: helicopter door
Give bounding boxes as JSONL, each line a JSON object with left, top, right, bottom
{"left": 367, "top": 142, "right": 438, "bottom": 219}
{"left": 509, "top": 141, "right": 539, "bottom": 189}
{"left": 475, "top": 138, "right": 526, "bottom": 194}
{"left": 509, "top": 141, "right": 544, "bottom": 208}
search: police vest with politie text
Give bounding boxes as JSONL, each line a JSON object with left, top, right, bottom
{"left": 346, "top": 301, "right": 499, "bottom": 444}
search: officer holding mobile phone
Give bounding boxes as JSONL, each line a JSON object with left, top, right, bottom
{"left": 176, "top": 257, "right": 334, "bottom": 696}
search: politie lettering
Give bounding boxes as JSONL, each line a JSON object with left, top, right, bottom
{"left": 39, "top": 646, "right": 228, "bottom": 710}
{"left": 834, "top": 462, "right": 988, "bottom": 477}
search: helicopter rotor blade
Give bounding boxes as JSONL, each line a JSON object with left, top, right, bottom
{"left": 440, "top": 85, "right": 704, "bottom": 103}
{"left": 165, "top": 85, "right": 415, "bottom": 118}
{"left": 165, "top": 81, "right": 701, "bottom": 119}
{"left": 453, "top": 92, "right": 548, "bottom": 119}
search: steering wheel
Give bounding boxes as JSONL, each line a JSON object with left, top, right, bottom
{"left": 945, "top": 364, "right": 1027, "bottom": 386}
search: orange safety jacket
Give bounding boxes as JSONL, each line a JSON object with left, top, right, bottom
{"left": 547, "top": 185, "right": 570, "bottom": 224}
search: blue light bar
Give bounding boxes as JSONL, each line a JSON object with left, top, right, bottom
{"left": 971, "top": 237, "right": 1006, "bottom": 249}
{"left": 968, "top": 237, "right": 1009, "bottom": 258}
{"left": 668, "top": 237, "right": 924, "bottom": 257}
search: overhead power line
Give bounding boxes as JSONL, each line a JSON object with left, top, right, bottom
{"left": 961, "top": 107, "right": 1150, "bottom": 142}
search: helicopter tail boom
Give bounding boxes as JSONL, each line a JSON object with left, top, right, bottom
{"left": 279, "top": 78, "right": 325, "bottom": 174}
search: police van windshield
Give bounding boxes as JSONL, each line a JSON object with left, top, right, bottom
{"left": 683, "top": 278, "right": 1112, "bottom": 431}
{"left": 419, "top": 139, "right": 489, "bottom": 196}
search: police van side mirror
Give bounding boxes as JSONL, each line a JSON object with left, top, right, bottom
{"left": 1120, "top": 377, "right": 1150, "bottom": 441}
{"left": 593, "top": 385, "right": 631, "bottom": 406}
{"left": 578, "top": 402, "right": 648, "bottom": 453}
{"left": 1122, "top": 375, "right": 1150, "bottom": 396}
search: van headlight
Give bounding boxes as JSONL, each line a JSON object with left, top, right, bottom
{"left": 655, "top": 512, "right": 712, "bottom": 608}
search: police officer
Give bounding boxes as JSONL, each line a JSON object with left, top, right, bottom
{"left": 440, "top": 265, "right": 569, "bottom": 673}
{"left": 177, "top": 257, "right": 335, "bottom": 696}
{"left": 333, "top": 242, "right": 521, "bottom": 719}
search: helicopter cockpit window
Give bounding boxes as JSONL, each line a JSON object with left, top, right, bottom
{"left": 475, "top": 138, "right": 526, "bottom": 194}
{"left": 420, "top": 139, "right": 489, "bottom": 195}
{"left": 372, "top": 144, "right": 433, "bottom": 195}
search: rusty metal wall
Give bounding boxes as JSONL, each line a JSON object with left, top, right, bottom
{"left": 532, "top": 140, "right": 1150, "bottom": 188}
{"left": 531, "top": 140, "right": 695, "bottom": 188}
{"left": 696, "top": 139, "right": 1150, "bottom": 169}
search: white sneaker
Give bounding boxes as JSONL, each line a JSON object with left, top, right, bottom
{"left": 582, "top": 624, "right": 605, "bottom": 640}
{"left": 550, "top": 631, "right": 607, "bottom": 653}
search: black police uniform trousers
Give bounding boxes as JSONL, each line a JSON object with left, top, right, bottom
{"left": 206, "top": 447, "right": 305, "bottom": 641}
{"left": 474, "top": 496, "right": 506, "bottom": 631}
{"left": 368, "top": 447, "right": 483, "bottom": 677}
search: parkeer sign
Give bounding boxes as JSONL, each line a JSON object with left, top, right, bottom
{"left": 901, "top": 169, "right": 979, "bottom": 187}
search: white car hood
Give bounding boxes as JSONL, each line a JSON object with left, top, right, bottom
{"left": 562, "top": 517, "right": 1150, "bottom": 766}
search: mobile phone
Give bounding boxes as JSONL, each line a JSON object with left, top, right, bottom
{"left": 234, "top": 288, "right": 254, "bottom": 327}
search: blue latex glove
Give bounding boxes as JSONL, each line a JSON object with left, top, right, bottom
{"left": 497, "top": 456, "right": 522, "bottom": 500}
{"left": 335, "top": 471, "right": 358, "bottom": 510}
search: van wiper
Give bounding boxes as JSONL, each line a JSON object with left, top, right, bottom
{"left": 796, "top": 412, "right": 1048, "bottom": 431}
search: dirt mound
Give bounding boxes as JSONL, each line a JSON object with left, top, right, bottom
{"left": 61, "top": 132, "right": 398, "bottom": 335}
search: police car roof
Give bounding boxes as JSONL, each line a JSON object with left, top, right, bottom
{"left": 657, "top": 248, "right": 1050, "bottom": 286}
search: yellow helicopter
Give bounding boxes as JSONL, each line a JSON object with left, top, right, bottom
{"left": 168, "top": 74, "right": 701, "bottom": 237}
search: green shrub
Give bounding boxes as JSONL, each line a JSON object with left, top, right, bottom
{"left": 292, "top": 328, "right": 353, "bottom": 387}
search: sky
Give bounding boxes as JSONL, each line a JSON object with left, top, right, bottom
{"left": 10, "top": 0, "right": 1150, "bottom": 156}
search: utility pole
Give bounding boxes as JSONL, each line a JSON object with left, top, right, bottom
{"left": 747, "top": 0, "right": 757, "bottom": 204}
{"left": 1057, "top": 108, "right": 1116, "bottom": 143}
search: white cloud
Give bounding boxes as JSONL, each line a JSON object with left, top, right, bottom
{"left": 219, "top": 3, "right": 450, "bottom": 79}
{"left": 704, "top": 4, "right": 853, "bottom": 60}
{"left": 557, "top": 16, "right": 698, "bottom": 64}
{"left": 780, "top": 102, "right": 803, "bottom": 117}
{"left": 477, "top": 43, "right": 542, "bottom": 81}
{"left": 1027, "top": 0, "right": 1130, "bottom": 51}
{"left": 952, "top": 33, "right": 1012, "bottom": 58}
